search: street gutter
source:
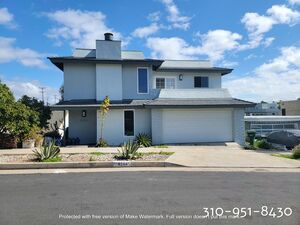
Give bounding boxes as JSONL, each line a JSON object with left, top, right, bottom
{"left": 0, "top": 161, "right": 183, "bottom": 170}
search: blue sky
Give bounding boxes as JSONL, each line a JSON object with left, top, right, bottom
{"left": 0, "top": 0, "right": 299, "bottom": 103}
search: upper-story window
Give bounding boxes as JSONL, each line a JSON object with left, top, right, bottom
{"left": 194, "top": 76, "right": 209, "bottom": 88}
{"left": 155, "top": 77, "right": 176, "bottom": 89}
{"left": 137, "top": 68, "right": 149, "bottom": 94}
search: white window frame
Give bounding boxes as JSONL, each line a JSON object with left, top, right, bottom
{"left": 123, "top": 109, "right": 135, "bottom": 137}
{"left": 137, "top": 67, "right": 149, "bottom": 94}
{"left": 154, "top": 76, "right": 177, "bottom": 89}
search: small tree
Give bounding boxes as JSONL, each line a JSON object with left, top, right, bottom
{"left": 0, "top": 81, "right": 39, "bottom": 143}
{"left": 97, "top": 96, "right": 110, "bottom": 147}
{"left": 19, "top": 95, "right": 51, "bottom": 129}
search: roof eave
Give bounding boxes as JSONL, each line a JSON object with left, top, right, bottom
{"left": 155, "top": 68, "right": 233, "bottom": 75}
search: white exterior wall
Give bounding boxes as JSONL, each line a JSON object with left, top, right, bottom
{"left": 96, "top": 109, "right": 151, "bottom": 146}
{"left": 152, "top": 108, "right": 245, "bottom": 145}
{"left": 64, "top": 63, "right": 96, "bottom": 100}
{"left": 233, "top": 108, "right": 245, "bottom": 146}
{"left": 152, "top": 71, "right": 222, "bottom": 89}
{"left": 96, "top": 64, "right": 122, "bottom": 100}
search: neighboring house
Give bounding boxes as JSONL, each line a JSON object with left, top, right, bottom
{"left": 279, "top": 99, "right": 300, "bottom": 116}
{"left": 245, "top": 116, "right": 300, "bottom": 137}
{"left": 49, "top": 33, "right": 253, "bottom": 146}
{"left": 245, "top": 101, "right": 281, "bottom": 116}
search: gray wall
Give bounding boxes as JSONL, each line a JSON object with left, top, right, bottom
{"left": 63, "top": 63, "right": 223, "bottom": 101}
{"left": 69, "top": 109, "right": 97, "bottom": 144}
{"left": 97, "top": 109, "right": 151, "bottom": 146}
{"left": 122, "top": 65, "right": 159, "bottom": 100}
{"left": 64, "top": 63, "right": 96, "bottom": 100}
{"left": 152, "top": 71, "right": 222, "bottom": 89}
{"left": 151, "top": 109, "right": 163, "bottom": 145}
{"left": 233, "top": 108, "right": 245, "bottom": 146}
{"left": 96, "top": 64, "right": 123, "bottom": 100}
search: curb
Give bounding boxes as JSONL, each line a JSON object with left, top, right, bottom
{"left": 0, "top": 161, "right": 183, "bottom": 170}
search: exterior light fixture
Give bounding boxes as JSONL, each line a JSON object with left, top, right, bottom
{"left": 82, "top": 110, "right": 87, "bottom": 117}
{"left": 179, "top": 74, "right": 183, "bottom": 81}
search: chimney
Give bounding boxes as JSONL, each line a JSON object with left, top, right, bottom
{"left": 96, "top": 33, "right": 121, "bottom": 59}
{"left": 104, "top": 33, "right": 113, "bottom": 41}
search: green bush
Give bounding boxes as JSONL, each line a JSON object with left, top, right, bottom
{"left": 136, "top": 133, "right": 152, "bottom": 147}
{"left": 254, "top": 139, "right": 271, "bottom": 149}
{"left": 32, "top": 141, "right": 60, "bottom": 161}
{"left": 115, "top": 140, "right": 140, "bottom": 160}
{"left": 96, "top": 138, "right": 108, "bottom": 147}
{"left": 292, "top": 145, "right": 300, "bottom": 159}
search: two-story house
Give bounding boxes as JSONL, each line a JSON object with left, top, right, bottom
{"left": 49, "top": 33, "right": 253, "bottom": 146}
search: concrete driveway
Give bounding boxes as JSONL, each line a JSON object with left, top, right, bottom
{"left": 165, "top": 143, "right": 300, "bottom": 168}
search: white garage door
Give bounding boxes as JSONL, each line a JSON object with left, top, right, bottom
{"left": 162, "top": 109, "right": 233, "bottom": 143}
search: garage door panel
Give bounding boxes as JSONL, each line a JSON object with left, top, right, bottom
{"left": 162, "top": 109, "right": 233, "bottom": 143}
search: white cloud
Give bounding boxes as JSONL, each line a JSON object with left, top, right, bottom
{"left": 0, "top": 7, "right": 16, "bottom": 28}
{"left": 0, "top": 37, "right": 48, "bottom": 68}
{"left": 262, "top": 37, "right": 275, "bottom": 47}
{"left": 147, "top": 29, "right": 242, "bottom": 61}
{"left": 45, "top": 9, "right": 123, "bottom": 48}
{"left": 1, "top": 78, "right": 59, "bottom": 104}
{"left": 224, "top": 46, "right": 300, "bottom": 102}
{"left": 197, "top": 30, "right": 242, "bottom": 61}
{"left": 241, "top": 13, "right": 275, "bottom": 49}
{"left": 147, "top": 11, "right": 161, "bottom": 22}
{"left": 132, "top": 23, "right": 160, "bottom": 38}
{"left": 267, "top": 4, "right": 300, "bottom": 24}
{"left": 146, "top": 37, "right": 197, "bottom": 59}
{"left": 288, "top": 0, "right": 300, "bottom": 5}
{"left": 241, "top": 4, "right": 300, "bottom": 49}
{"left": 160, "top": 0, "right": 191, "bottom": 30}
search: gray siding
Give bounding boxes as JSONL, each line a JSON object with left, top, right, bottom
{"left": 151, "top": 109, "right": 163, "bottom": 145}
{"left": 122, "top": 65, "right": 159, "bottom": 100}
{"left": 69, "top": 109, "right": 97, "bottom": 144}
{"left": 152, "top": 71, "right": 221, "bottom": 89}
{"left": 97, "top": 109, "right": 151, "bottom": 146}
{"left": 96, "top": 64, "right": 122, "bottom": 100}
{"left": 233, "top": 108, "right": 245, "bottom": 146}
{"left": 64, "top": 63, "right": 96, "bottom": 100}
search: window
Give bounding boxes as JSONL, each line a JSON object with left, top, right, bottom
{"left": 137, "top": 68, "right": 148, "bottom": 94}
{"left": 156, "top": 78, "right": 165, "bottom": 89}
{"left": 124, "top": 110, "right": 134, "bottom": 136}
{"left": 194, "top": 76, "right": 209, "bottom": 88}
{"left": 155, "top": 77, "right": 175, "bottom": 89}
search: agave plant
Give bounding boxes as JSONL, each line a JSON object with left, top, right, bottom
{"left": 136, "top": 133, "right": 152, "bottom": 147}
{"left": 32, "top": 141, "right": 60, "bottom": 161}
{"left": 115, "top": 140, "right": 140, "bottom": 160}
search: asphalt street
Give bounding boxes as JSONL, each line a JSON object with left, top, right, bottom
{"left": 0, "top": 171, "right": 299, "bottom": 225}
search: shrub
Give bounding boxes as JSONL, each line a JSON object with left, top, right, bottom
{"left": 292, "top": 145, "right": 300, "bottom": 159}
{"left": 254, "top": 139, "right": 271, "bottom": 149}
{"left": 32, "top": 141, "right": 60, "bottom": 161}
{"left": 244, "top": 143, "right": 257, "bottom": 150}
{"left": 136, "top": 133, "right": 152, "bottom": 147}
{"left": 96, "top": 138, "right": 108, "bottom": 147}
{"left": 115, "top": 140, "right": 140, "bottom": 160}
{"left": 42, "top": 156, "right": 62, "bottom": 162}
